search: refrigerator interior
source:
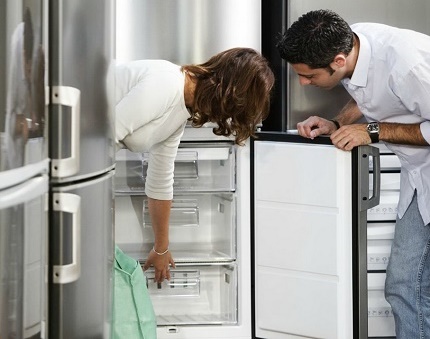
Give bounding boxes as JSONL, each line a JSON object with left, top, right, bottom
{"left": 115, "top": 142, "right": 240, "bottom": 326}
{"left": 115, "top": 142, "right": 237, "bottom": 262}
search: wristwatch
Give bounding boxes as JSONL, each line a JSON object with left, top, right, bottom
{"left": 367, "top": 122, "right": 380, "bottom": 143}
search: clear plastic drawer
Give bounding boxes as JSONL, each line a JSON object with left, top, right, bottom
{"left": 115, "top": 193, "right": 236, "bottom": 262}
{"left": 115, "top": 142, "right": 235, "bottom": 193}
{"left": 143, "top": 263, "right": 238, "bottom": 326}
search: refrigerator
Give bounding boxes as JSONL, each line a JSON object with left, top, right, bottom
{"left": 1, "top": 0, "right": 115, "bottom": 338}
{"left": 114, "top": 0, "right": 427, "bottom": 338}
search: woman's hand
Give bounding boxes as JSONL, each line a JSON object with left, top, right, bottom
{"left": 143, "top": 248, "right": 176, "bottom": 283}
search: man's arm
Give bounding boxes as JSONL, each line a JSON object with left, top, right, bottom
{"left": 332, "top": 98, "right": 363, "bottom": 127}
{"left": 380, "top": 123, "right": 428, "bottom": 145}
{"left": 331, "top": 122, "right": 428, "bottom": 151}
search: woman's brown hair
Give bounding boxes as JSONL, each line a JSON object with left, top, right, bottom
{"left": 181, "top": 48, "right": 275, "bottom": 145}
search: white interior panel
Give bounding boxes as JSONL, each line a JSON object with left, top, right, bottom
{"left": 256, "top": 202, "right": 338, "bottom": 275}
{"left": 257, "top": 269, "right": 338, "bottom": 338}
{"left": 255, "top": 142, "right": 340, "bottom": 208}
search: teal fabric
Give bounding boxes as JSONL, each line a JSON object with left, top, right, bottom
{"left": 113, "top": 245, "right": 157, "bottom": 339}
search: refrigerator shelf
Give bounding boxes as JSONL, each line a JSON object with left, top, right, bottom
{"left": 115, "top": 143, "right": 236, "bottom": 193}
{"left": 122, "top": 246, "right": 236, "bottom": 264}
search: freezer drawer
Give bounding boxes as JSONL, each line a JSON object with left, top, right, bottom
{"left": 115, "top": 193, "right": 236, "bottom": 262}
{"left": 368, "top": 191, "right": 399, "bottom": 221}
{"left": 368, "top": 273, "right": 396, "bottom": 337}
{"left": 367, "top": 222, "right": 395, "bottom": 271}
{"left": 115, "top": 142, "right": 235, "bottom": 193}
{"left": 144, "top": 263, "right": 237, "bottom": 326}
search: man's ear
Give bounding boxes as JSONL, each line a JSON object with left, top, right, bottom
{"left": 331, "top": 54, "right": 347, "bottom": 69}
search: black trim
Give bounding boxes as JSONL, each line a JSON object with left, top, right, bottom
{"left": 351, "top": 148, "right": 360, "bottom": 339}
{"left": 255, "top": 131, "right": 333, "bottom": 145}
{"left": 261, "top": 0, "right": 287, "bottom": 132}
{"left": 250, "top": 137, "right": 256, "bottom": 339}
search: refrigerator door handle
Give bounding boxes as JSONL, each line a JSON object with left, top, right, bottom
{"left": 52, "top": 192, "right": 81, "bottom": 284}
{"left": 51, "top": 86, "right": 81, "bottom": 178}
{"left": 359, "top": 145, "right": 381, "bottom": 211}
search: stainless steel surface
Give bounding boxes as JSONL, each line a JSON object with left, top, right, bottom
{"left": 0, "top": 174, "right": 48, "bottom": 339}
{"left": 287, "top": 0, "right": 430, "bottom": 129}
{"left": 116, "top": 0, "right": 261, "bottom": 64}
{"left": 49, "top": 0, "right": 115, "bottom": 183}
{"left": 50, "top": 171, "right": 114, "bottom": 339}
{"left": 48, "top": 1, "right": 115, "bottom": 337}
{"left": 0, "top": 0, "right": 48, "bottom": 173}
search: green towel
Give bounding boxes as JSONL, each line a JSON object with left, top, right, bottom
{"left": 113, "top": 245, "right": 157, "bottom": 339}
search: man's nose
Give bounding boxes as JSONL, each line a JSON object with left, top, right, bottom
{"left": 298, "top": 76, "right": 311, "bottom": 86}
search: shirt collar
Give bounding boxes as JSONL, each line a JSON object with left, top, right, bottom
{"left": 348, "top": 32, "right": 371, "bottom": 88}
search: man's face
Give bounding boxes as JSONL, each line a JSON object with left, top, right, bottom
{"left": 291, "top": 63, "right": 343, "bottom": 90}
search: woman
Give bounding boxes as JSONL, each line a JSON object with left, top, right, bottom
{"left": 115, "top": 47, "right": 275, "bottom": 284}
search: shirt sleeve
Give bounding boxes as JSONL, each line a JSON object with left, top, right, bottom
{"left": 393, "top": 63, "right": 430, "bottom": 144}
{"left": 145, "top": 122, "right": 186, "bottom": 200}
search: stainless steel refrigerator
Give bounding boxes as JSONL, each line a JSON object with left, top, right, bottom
{"left": 0, "top": 0, "right": 115, "bottom": 338}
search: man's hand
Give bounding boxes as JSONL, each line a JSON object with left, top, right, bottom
{"left": 330, "top": 124, "right": 371, "bottom": 151}
{"left": 297, "top": 116, "right": 339, "bottom": 139}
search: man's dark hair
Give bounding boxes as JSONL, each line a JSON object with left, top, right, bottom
{"left": 276, "top": 9, "right": 354, "bottom": 69}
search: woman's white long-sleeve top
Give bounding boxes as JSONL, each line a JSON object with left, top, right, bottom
{"left": 115, "top": 60, "right": 190, "bottom": 200}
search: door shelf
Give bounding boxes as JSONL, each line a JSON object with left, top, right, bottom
{"left": 143, "top": 263, "right": 238, "bottom": 326}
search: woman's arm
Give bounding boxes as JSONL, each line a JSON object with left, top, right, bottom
{"left": 143, "top": 198, "right": 175, "bottom": 283}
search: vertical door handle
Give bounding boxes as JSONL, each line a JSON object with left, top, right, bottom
{"left": 358, "top": 145, "right": 381, "bottom": 211}
{"left": 51, "top": 86, "right": 80, "bottom": 178}
{"left": 52, "top": 192, "right": 81, "bottom": 284}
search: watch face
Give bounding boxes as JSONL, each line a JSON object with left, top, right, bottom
{"left": 367, "top": 122, "right": 379, "bottom": 133}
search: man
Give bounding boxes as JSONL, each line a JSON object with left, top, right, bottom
{"left": 276, "top": 9, "right": 430, "bottom": 339}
